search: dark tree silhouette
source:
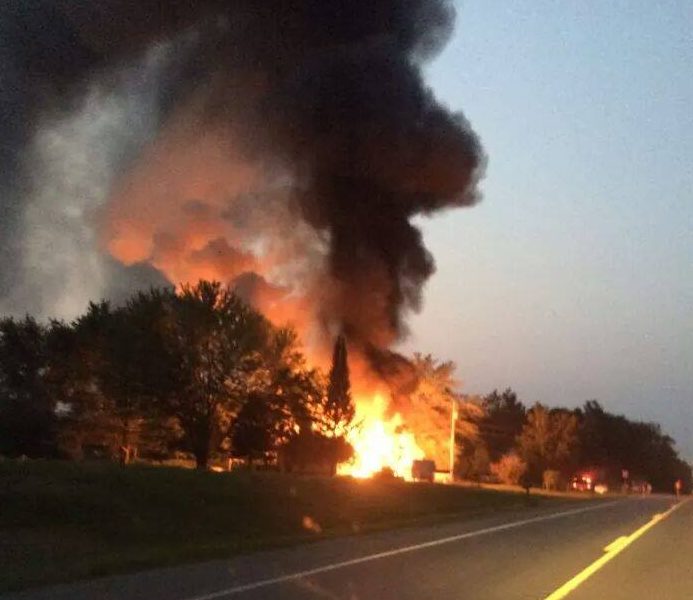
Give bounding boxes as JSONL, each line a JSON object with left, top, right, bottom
{"left": 323, "top": 334, "right": 355, "bottom": 436}
{"left": 577, "top": 400, "right": 692, "bottom": 493}
{"left": 231, "top": 328, "right": 324, "bottom": 465}
{"left": 0, "top": 317, "right": 56, "bottom": 457}
{"left": 1, "top": 280, "right": 689, "bottom": 492}
{"left": 53, "top": 296, "right": 183, "bottom": 461}
{"left": 282, "top": 429, "right": 353, "bottom": 475}
{"left": 230, "top": 393, "right": 276, "bottom": 464}
{"left": 280, "top": 333, "right": 358, "bottom": 475}
{"left": 161, "top": 281, "right": 271, "bottom": 469}
{"left": 517, "top": 404, "right": 579, "bottom": 485}
{"left": 480, "top": 388, "right": 526, "bottom": 461}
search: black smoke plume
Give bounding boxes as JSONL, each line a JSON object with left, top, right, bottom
{"left": 0, "top": 0, "right": 484, "bottom": 361}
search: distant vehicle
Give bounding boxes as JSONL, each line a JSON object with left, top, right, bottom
{"left": 570, "top": 475, "right": 593, "bottom": 492}
{"left": 374, "top": 467, "right": 398, "bottom": 481}
{"left": 571, "top": 472, "right": 612, "bottom": 494}
{"left": 630, "top": 480, "right": 652, "bottom": 494}
{"left": 411, "top": 459, "right": 436, "bottom": 482}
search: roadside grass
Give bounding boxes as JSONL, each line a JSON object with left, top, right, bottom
{"left": 471, "top": 481, "right": 614, "bottom": 498}
{"left": 0, "top": 460, "right": 588, "bottom": 592}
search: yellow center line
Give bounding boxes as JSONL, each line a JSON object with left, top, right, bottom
{"left": 543, "top": 498, "right": 690, "bottom": 600}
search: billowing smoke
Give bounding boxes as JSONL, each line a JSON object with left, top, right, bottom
{"left": 1, "top": 1, "right": 484, "bottom": 369}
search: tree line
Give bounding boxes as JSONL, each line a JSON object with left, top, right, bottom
{"left": 456, "top": 389, "right": 691, "bottom": 493}
{"left": 1, "top": 281, "right": 689, "bottom": 493}
{"left": 0, "top": 281, "right": 354, "bottom": 471}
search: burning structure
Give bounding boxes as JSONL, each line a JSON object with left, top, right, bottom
{"left": 1, "top": 1, "right": 484, "bottom": 477}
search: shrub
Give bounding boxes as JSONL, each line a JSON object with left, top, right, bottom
{"left": 542, "top": 469, "right": 563, "bottom": 491}
{"left": 490, "top": 453, "right": 527, "bottom": 485}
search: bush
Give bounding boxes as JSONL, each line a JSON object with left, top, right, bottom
{"left": 280, "top": 431, "right": 353, "bottom": 475}
{"left": 490, "top": 453, "right": 527, "bottom": 485}
{"left": 542, "top": 469, "right": 563, "bottom": 491}
{"left": 374, "top": 467, "right": 397, "bottom": 481}
{"left": 456, "top": 443, "right": 491, "bottom": 482}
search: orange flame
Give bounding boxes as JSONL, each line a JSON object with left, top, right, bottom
{"left": 338, "top": 394, "right": 425, "bottom": 480}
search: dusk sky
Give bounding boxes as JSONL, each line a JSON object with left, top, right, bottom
{"left": 402, "top": 0, "right": 693, "bottom": 459}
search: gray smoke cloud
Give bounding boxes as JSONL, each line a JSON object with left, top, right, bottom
{"left": 0, "top": 3, "right": 180, "bottom": 317}
{"left": 7, "top": 52, "right": 171, "bottom": 317}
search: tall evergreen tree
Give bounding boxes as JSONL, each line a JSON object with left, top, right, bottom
{"left": 323, "top": 334, "right": 354, "bottom": 436}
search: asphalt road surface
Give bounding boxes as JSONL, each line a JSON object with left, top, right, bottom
{"left": 4, "top": 495, "right": 690, "bottom": 600}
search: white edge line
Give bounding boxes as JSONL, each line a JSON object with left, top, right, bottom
{"left": 183, "top": 500, "right": 623, "bottom": 600}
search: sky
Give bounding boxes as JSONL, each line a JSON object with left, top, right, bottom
{"left": 402, "top": 0, "right": 693, "bottom": 459}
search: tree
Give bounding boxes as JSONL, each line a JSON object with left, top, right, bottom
{"left": 575, "top": 400, "right": 691, "bottom": 492}
{"left": 0, "top": 317, "right": 56, "bottom": 457}
{"left": 70, "top": 302, "right": 147, "bottom": 461}
{"left": 407, "top": 354, "right": 482, "bottom": 471}
{"left": 456, "top": 442, "right": 491, "bottom": 482}
{"left": 322, "top": 334, "right": 355, "bottom": 436}
{"left": 106, "top": 282, "right": 272, "bottom": 468}
{"left": 231, "top": 327, "right": 323, "bottom": 464}
{"left": 51, "top": 297, "right": 182, "bottom": 462}
{"left": 576, "top": 400, "right": 615, "bottom": 470}
{"left": 49, "top": 303, "right": 122, "bottom": 460}
{"left": 517, "top": 404, "right": 579, "bottom": 485}
{"left": 279, "top": 334, "right": 355, "bottom": 475}
{"left": 163, "top": 281, "right": 273, "bottom": 468}
{"left": 480, "top": 388, "right": 526, "bottom": 461}
{"left": 490, "top": 452, "right": 527, "bottom": 485}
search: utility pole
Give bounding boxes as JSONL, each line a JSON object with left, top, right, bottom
{"left": 449, "top": 396, "right": 457, "bottom": 483}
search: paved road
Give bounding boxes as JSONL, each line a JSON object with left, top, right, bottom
{"left": 4, "top": 495, "right": 689, "bottom": 600}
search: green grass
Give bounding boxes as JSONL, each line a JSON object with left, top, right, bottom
{"left": 0, "top": 460, "right": 581, "bottom": 592}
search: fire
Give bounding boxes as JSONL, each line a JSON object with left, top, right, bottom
{"left": 338, "top": 394, "right": 425, "bottom": 480}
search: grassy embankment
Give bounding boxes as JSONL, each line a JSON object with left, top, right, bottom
{"left": 0, "top": 460, "right": 587, "bottom": 592}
